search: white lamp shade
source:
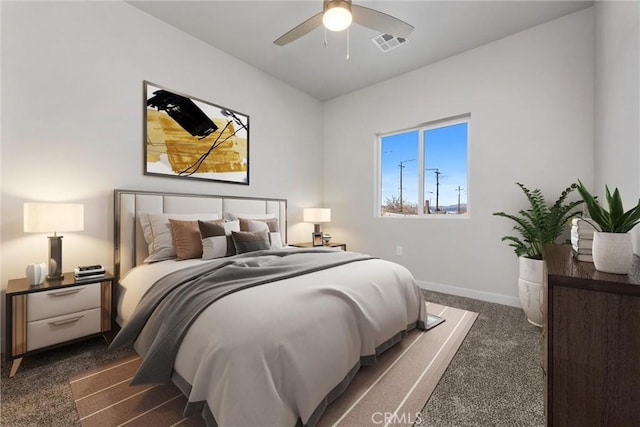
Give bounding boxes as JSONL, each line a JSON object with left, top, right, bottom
{"left": 323, "top": 5, "right": 352, "bottom": 32}
{"left": 303, "top": 208, "right": 331, "bottom": 223}
{"left": 24, "top": 203, "right": 84, "bottom": 233}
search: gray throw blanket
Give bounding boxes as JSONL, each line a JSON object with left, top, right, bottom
{"left": 110, "top": 248, "right": 373, "bottom": 385}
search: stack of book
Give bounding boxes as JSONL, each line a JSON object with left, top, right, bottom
{"left": 571, "top": 218, "right": 596, "bottom": 262}
{"left": 74, "top": 265, "right": 105, "bottom": 281}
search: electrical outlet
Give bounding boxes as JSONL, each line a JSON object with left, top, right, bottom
{"left": 396, "top": 245, "right": 403, "bottom": 256}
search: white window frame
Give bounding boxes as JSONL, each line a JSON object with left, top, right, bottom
{"left": 375, "top": 114, "right": 470, "bottom": 218}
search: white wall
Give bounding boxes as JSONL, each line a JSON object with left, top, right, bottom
{"left": 594, "top": 0, "right": 640, "bottom": 254}
{"left": 323, "top": 9, "right": 595, "bottom": 305}
{"left": 4, "top": 1, "right": 630, "bottom": 347}
{"left": 0, "top": 1, "right": 324, "bottom": 345}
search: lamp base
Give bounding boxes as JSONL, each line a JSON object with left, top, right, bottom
{"left": 47, "top": 235, "right": 64, "bottom": 281}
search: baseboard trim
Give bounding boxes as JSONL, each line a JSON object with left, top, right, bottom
{"left": 416, "top": 280, "right": 521, "bottom": 308}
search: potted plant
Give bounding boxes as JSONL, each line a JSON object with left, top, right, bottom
{"left": 493, "top": 183, "right": 583, "bottom": 326}
{"left": 576, "top": 181, "right": 640, "bottom": 274}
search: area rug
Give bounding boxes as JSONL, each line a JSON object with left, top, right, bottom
{"left": 69, "top": 302, "right": 477, "bottom": 427}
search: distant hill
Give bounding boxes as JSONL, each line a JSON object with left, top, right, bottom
{"left": 437, "top": 203, "right": 467, "bottom": 214}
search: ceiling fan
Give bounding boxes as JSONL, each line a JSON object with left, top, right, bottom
{"left": 273, "top": 0, "right": 414, "bottom": 46}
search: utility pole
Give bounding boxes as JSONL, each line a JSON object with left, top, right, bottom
{"left": 425, "top": 168, "right": 442, "bottom": 212}
{"left": 398, "top": 159, "right": 415, "bottom": 213}
{"left": 456, "top": 186, "right": 464, "bottom": 214}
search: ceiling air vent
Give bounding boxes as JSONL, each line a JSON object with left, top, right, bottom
{"left": 372, "top": 33, "right": 408, "bottom": 52}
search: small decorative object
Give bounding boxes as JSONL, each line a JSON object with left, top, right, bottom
{"left": 576, "top": 181, "right": 640, "bottom": 274}
{"left": 25, "top": 263, "right": 47, "bottom": 285}
{"left": 493, "top": 182, "right": 583, "bottom": 326}
{"left": 570, "top": 218, "right": 595, "bottom": 262}
{"left": 74, "top": 264, "right": 106, "bottom": 281}
{"left": 322, "top": 234, "right": 332, "bottom": 245}
{"left": 303, "top": 208, "right": 331, "bottom": 247}
{"left": 23, "top": 203, "right": 84, "bottom": 281}
{"left": 144, "top": 81, "right": 249, "bottom": 185}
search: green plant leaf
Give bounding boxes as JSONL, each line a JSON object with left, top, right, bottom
{"left": 607, "top": 186, "right": 624, "bottom": 226}
{"left": 577, "top": 181, "right": 607, "bottom": 231}
{"left": 614, "top": 201, "right": 640, "bottom": 233}
{"left": 494, "top": 182, "right": 584, "bottom": 258}
{"left": 576, "top": 181, "right": 640, "bottom": 233}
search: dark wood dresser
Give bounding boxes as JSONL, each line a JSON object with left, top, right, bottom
{"left": 544, "top": 244, "right": 640, "bottom": 426}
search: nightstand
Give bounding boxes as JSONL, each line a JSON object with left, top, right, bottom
{"left": 290, "top": 242, "right": 347, "bottom": 251}
{"left": 5, "top": 272, "right": 114, "bottom": 377}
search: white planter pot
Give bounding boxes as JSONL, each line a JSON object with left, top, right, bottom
{"left": 518, "top": 256, "right": 545, "bottom": 327}
{"left": 592, "top": 231, "right": 633, "bottom": 274}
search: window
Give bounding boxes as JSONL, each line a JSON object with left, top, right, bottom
{"left": 378, "top": 116, "right": 469, "bottom": 217}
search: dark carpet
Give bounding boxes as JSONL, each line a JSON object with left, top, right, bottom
{"left": 419, "top": 290, "right": 544, "bottom": 426}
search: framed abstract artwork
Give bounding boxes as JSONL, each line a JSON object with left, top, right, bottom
{"left": 144, "top": 81, "right": 249, "bottom": 184}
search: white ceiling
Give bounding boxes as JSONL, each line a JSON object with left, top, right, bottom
{"left": 128, "top": 1, "right": 593, "bottom": 101}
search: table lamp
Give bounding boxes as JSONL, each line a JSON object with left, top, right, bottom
{"left": 24, "top": 203, "right": 84, "bottom": 280}
{"left": 303, "top": 208, "right": 331, "bottom": 246}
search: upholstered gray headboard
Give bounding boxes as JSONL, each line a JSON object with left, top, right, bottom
{"left": 114, "top": 189, "right": 287, "bottom": 280}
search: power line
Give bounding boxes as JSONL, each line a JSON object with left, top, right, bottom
{"left": 455, "top": 185, "right": 465, "bottom": 214}
{"left": 398, "top": 159, "right": 415, "bottom": 213}
{"left": 425, "top": 168, "right": 442, "bottom": 212}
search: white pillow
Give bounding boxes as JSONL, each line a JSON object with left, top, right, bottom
{"left": 269, "top": 232, "right": 284, "bottom": 249}
{"left": 139, "top": 212, "right": 221, "bottom": 263}
{"left": 224, "top": 212, "right": 276, "bottom": 221}
{"left": 224, "top": 220, "right": 240, "bottom": 234}
{"left": 202, "top": 235, "right": 228, "bottom": 259}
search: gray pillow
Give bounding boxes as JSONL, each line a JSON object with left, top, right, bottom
{"left": 231, "top": 230, "right": 270, "bottom": 254}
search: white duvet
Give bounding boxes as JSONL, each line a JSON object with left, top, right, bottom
{"left": 117, "top": 254, "right": 426, "bottom": 426}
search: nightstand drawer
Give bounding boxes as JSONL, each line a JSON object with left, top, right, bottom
{"left": 27, "top": 308, "right": 101, "bottom": 352}
{"left": 27, "top": 283, "right": 101, "bottom": 322}
{"left": 6, "top": 272, "right": 114, "bottom": 377}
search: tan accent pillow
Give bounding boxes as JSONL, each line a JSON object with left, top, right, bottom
{"left": 239, "top": 217, "right": 279, "bottom": 232}
{"left": 169, "top": 218, "right": 223, "bottom": 260}
{"left": 239, "top": 218, "right": 282, "bottom": 248}
{"left": 139, "top": 212, "right": 221, "bottom": 262}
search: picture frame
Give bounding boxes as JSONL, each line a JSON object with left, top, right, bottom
{"left": 313, "top": 232, "right": 323, "bottom": 247}
{"left": 144, "top": 81, "right": 249, "bottom": 185}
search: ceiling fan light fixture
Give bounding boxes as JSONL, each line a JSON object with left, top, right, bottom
{"left": 322, "top": 1, "right": 352, "bottom": 32}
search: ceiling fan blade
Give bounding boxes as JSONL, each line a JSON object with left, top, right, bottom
{"left": 273, "top": 12, "right": 323, "bottom": 46}
{"left": 351, "top": 4, "right": 414, "bottom": 38}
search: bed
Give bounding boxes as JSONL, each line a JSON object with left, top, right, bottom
{"left": 111, "top": 189, "right": 427, "bottom": 426}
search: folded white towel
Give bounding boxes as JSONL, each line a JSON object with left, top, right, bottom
{"left": 572, "top": 218, "right": 597, "bottom": 231}
{"left": 572, "top": 243, "right": 592, "bottom": 254}
{"left": 571, "top": 227, "right": 594, "bottom": 239}
{"left": 571, "top": 233, "right": 593, "bottom": 249}
{"left": 574, "top": 252, "right": 594, "bottom": 262}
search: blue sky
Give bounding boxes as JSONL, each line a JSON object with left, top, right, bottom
{"left": 381, "top": 122, "right": 468, "bottom": 208}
